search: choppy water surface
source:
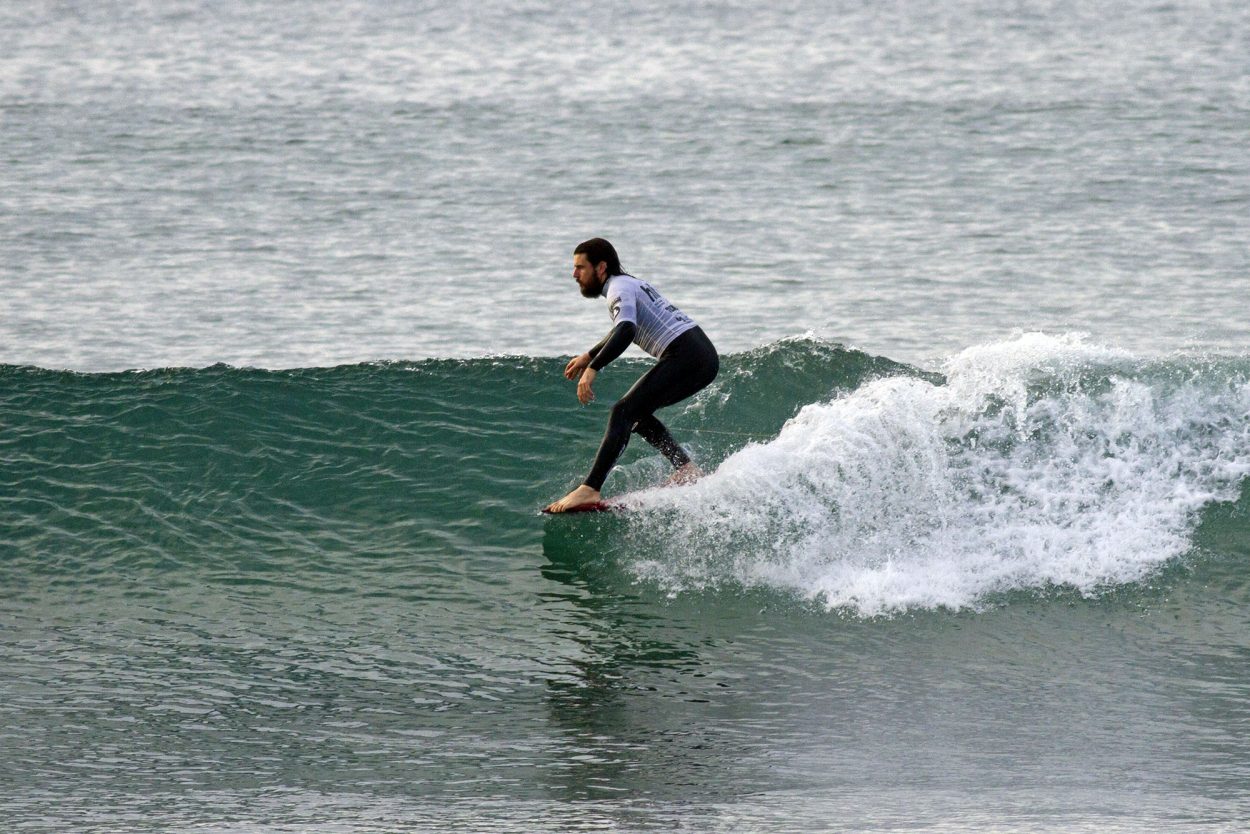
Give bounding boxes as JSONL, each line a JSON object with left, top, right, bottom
{"left": 4, "top": 336, "right": 1250, "bottom": 831}
{"left": 2, "top": 0, "right": 1248, "bottom": 369}
{"left": 4, "top": 0, "right": 1250, "bottom": 831}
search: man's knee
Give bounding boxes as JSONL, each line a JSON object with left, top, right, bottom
{"left": 609, "top": 399, "right": 637, "bottom": 426}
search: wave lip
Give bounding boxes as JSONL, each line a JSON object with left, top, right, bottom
{"left": 629, "top": 333, "right": 1250, "bottom": 616}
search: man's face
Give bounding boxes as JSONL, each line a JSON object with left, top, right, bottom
{"left": 573, "top": 253, "right": 606, "bottom": 298}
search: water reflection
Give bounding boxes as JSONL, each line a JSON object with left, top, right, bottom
{"left": 539, "top": 519, "right": 771, "bottom": 804}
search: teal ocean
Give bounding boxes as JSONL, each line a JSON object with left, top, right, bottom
{"left": 4, "top": 336, "right": 1250, "bottom": 831}
{"left": 5, "top": 0, "right": 1250, "bottom": 829}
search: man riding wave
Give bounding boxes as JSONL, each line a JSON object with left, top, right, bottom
{"left": 545, "top": 238, "right": 719, "bottom": 513}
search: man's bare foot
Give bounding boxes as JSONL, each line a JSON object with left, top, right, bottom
{"left": 666, "top": 462, "right": 703, "bottom": 486}
{"left": 545, "top": 484, "right": 602, "bottom": 513}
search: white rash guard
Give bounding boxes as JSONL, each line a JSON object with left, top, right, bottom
{"left": 603, "top": 275, "right": 697, "bottom": 358}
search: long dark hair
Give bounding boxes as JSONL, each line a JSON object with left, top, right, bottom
{"left": 574, "top": 238, "right": 625, "bottom": 276}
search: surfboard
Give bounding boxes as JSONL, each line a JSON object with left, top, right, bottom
{"left": 543, "top": 466, "right": 701, "bottom": 515}
{"left": 541, "top": 490, "right": 653, "bottom": 514}
{"left": 541, "top": 499, "right": 624, "bottom": 515}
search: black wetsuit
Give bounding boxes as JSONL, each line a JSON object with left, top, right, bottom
{"left": 581, "top": 276, "right": 719, "bottom": 491}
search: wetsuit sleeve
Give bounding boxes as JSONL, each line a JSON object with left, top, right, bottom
{"left": 587, "top": 332, "right": 610, "bottom": 360}
{"left": 588, "top": 321, "right": 637, "bottom": 370}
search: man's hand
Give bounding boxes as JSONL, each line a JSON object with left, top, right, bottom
{"left": 577, "top": 367, "right": 597, "bottom": 404}
{"left": 564, "top": 352, "right": 591, "bottom": 380}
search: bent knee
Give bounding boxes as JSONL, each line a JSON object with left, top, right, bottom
{"left": 609, "top": 398, "right": 634, "bottom": 422}
{"left": 611, "top": 398, "right": 650, "bottom": 429}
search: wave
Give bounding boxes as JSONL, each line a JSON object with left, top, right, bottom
{"left": 4, "top": 334, "right": 1249, "bottom": 617}
{"left": 0, "top": 342, "right": 895, "bottom": 583}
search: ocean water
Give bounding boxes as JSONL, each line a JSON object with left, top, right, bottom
{"left": 4, "top": 0, "right": 1250, "bottom": 832}
{"left": 3, "top": 0, "right": 1248, "bottom": 369}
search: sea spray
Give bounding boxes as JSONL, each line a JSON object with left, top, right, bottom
{"left": 626, "top": 334, "right": 1250, "bottom": 615}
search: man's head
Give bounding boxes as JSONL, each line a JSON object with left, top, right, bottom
{"left": 572, "top": 238, "right": 622, "bottom": 298}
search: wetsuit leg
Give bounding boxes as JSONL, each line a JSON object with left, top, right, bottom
{"left": 633, "top": 414, "right": 690, "bottom": 468}
{"left": 583, "top": 327, "right": 718, "bottom": 491}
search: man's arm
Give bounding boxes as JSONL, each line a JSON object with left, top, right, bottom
{"left": 588, "top": 321, "right": 636, "bottom": 371}
{"left": 564, "top": 329, "right": 609, "bottom": 381}
{"left": 587, "top": 331, "right": 611, "bottom": 360}
{"left": 562, "top": 324, "right": 624, "bottom": 381}
{"left": 564, "top": 321, "right": 637, "bottom": 404}
{"left": 563, "top": 320, "right": 637, "bottom": 380}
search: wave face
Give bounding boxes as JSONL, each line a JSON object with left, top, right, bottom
{"left": 4, "top": 334, "right": 1250, "bottom": 617}
{"left": 0, "top": 339, "right": 904, "bottom": 579}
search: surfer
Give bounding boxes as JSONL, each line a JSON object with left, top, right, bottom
{"left": 545, "top": 238, "right": 719, "bottom": 513}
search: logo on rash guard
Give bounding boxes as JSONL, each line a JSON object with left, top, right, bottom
{"left": 610, "top": 300, "right": 622, "bottom": 320}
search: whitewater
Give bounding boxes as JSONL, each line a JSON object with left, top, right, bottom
{"left": 5, "top": 0, "right": 1250, "bottom": 830}
{"left": 620, "top": 334, "right": 1250, "bottom": 614}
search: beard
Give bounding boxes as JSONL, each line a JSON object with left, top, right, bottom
{"left": 579, "top": 278, "right": 604, "bottom": 298}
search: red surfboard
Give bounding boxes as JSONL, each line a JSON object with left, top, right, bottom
{"left": 541, "top": 493, "right": 640, "bottom": 514}
{"left": 541, "top": 500, "right": 621, "bottom": 514}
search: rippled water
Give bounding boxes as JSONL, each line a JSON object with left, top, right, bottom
{"left": 5, "top": 0, "right": 1250, "bottom": 831}
{"left": 4, "top": 341, "right": 1250, "bottom": 831}
{"left": 2, "top": 0, "right": 1248, "bottom": 370}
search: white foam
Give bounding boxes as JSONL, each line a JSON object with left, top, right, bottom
{"left": 628, "top": 333, "right": 1250, "bottom": 616}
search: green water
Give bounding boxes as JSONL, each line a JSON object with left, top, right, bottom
{"left": 3, "top": 340, "right": 1250, "bottom": 831}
